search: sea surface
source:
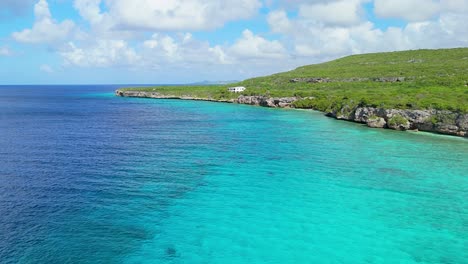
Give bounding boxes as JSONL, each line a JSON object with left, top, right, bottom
{"left": 0, "top": 85, "right": 467, "bottom": 264}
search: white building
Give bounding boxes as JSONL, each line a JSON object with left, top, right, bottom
{"left": 228, "top": 86, "right": 246, "bottom": 93}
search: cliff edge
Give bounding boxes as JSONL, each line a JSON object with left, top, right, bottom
{"left": 116, "top": 90, "right": 467, "bottom": 138}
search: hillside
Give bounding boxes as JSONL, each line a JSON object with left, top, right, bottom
{"left": 241, "top": 48, "right": 468, "bottom": 112}
{"left": 117, "top": 48, "right": 468, "bottom": 137}
{"left": 121, "top": 48, "right": 468, "bottom": 112}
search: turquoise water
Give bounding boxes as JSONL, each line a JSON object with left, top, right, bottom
{"left": 0, "top": 86, "right": 467, "bottom": 263}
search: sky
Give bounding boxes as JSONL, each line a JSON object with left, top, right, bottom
{"left": 0, "top": 0, "right": 467, "bottom": 84}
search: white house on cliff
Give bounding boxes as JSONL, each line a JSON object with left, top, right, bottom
{"left": 228, "top": 86, "right": 246, "bottom": 93}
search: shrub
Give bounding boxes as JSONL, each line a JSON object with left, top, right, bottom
{"left": 388, "top": 115, "right": 409, "bottom": 127}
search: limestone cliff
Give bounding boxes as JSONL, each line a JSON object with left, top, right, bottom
{"left": 116, "top": 90, "right": 467, "bottom": 138}
{"left": 327, "top": 107, "right": 467, "bottom": 137}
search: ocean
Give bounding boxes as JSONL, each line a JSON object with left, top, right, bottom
{"left": 0, "top": 85, "right": 467, "bottom": 263}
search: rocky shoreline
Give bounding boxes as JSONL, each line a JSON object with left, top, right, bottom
{"left": 116, "top": 90, "right": 468, "bottom": 138}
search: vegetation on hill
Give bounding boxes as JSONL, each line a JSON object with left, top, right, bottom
{"left": 121, "top": 48, "right": 468, "bottom": 112}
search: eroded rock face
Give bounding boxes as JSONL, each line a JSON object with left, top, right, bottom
{"left": 358, "top": 108, "right": 465, "bottom": 136}
{"left": 290, "top": 78, "right": 330, "bottom": 83}
{"left": 373, "top": 77, "right": 406, "bottom": 82}
{"left": 387, "top": 116, "right": 411, "bottom": 131}
{"left": 327, "top": 105, "right": 467, "bottom": 136}
{"left": 354, "top": 107, "right": 381, "bottom": 123}
{"left": 367, "top": 116, "right": 386, "bottom": 128}
{"left": 456, "top": 114, "right": 468, "bottom": 131}
{"left": 115, "top": 90, "right": 467, "bottom": 137}
{"left": 435, "top": 124, "right": 459, "bottom": 134}
{"left": 289, "top": 77, "right": 409, "bottom": 83}
{"left": 387, "top": 109, "right": 434, "bottom": 125}
{"left": 236, "top": 96, "right": 297, "bottom": 108}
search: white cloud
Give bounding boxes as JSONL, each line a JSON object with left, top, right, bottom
{"left": 57, "top": 28, "right": 291, "bottom": 80}
{"left": 229, "top": 29, "right": 288, "bottom": 60}
{"left": 374, "top": 0, "right": 468, "bottom": 22}
{"left": 73, "top": 0, "right": 262, "bottom": 31}
{"left": 40, "top": 64, "right": 54, "bottom": 73}
{"left": 441, "top": 0, "right": 468, "bottom": 12}
{"left": 266, "top": 4, "right": 468, "bottom": 62}
{"left": 267, "top": 10, "right": 293, "bottom": 34}
{"left": 0, "top": 46, "right": 12, "bottom": 56}
{"left": 73, "top": 0, "right": 105, "bottom": 25}
{"left": 12, "top": 0, "right": 76, "bottom": 44}
{"left": 11, "top": 0, "right": 466, "bottom": 83}
{"left": 60, "top": 40, "right": 140, "bottom": 67}
{"left": 139, "top": 33, "right": 230, "bottom": 67}
{"left": 374, "top": 0, "right": 440, "bottom": 21}
{"left": 299, "top": 0, "right": 369, "bottom": 26}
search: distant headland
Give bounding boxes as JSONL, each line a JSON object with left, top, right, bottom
{"left": 116, "top": 48, "right": 468, "bottom": 138}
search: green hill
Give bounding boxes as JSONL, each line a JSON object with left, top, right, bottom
{"left": 121, "top": 48, "right": 468, "bottom": 112}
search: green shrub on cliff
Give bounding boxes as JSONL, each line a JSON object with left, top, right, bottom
{"left": 433, "top": 112, "right": 458, "bottom": 124}
{"left": 388, "top": 115, "right": 409, "bottom": 128}
{"left": 292, "top": 98, "right": 316, "bottom": 109}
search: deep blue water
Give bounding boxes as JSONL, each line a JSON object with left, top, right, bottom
{"left": 0, "top": 85, "right": 467, "bottom": 263}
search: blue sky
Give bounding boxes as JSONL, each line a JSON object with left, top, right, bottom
{"left": 0, "top": 0, "right": 467, "bottom": 84}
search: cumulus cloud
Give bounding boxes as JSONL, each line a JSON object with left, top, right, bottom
{"left": 267, "top": 10, "right": 293, "bottom": 34}
{"left": 374, "top": 0, "right": 468, "bottom": 22}
{"left": 12, "top": 0, "right": 76, "bottom": 44}
{"left": 374, "top": 0, "right": 440, "bottom": 21}
{"left": 441, "top": 0, "right": 468, "bottom": 12}
{"left": 56, "top": 28, "right": 292, "bottom": 81}
{"left": 141, "top": 33, "right": 230, "bottom": 66}
{"left": 60, "top": 40, "right": 140, "bottom": 67}
{"left": 73, "top": 0, "right": 262, "bottom": 31}
{"left": 299, "top": 0, "right": 369, "bottom": 26}
{"left": 73, "top": 0, "right": 105, "bottom": 25}
{"left": 266, "top": 2, "right": 468, "bottom": 64}
{"left": 9, "top": 0, "right": 467, "bottom": 82}
{"left": 155, "top": 29, "right": 287, "bottom": 64}
{"left": 229, "top": 29, "right": 288, "bottom": 60}
{"left": 57, "top": 0, "right": 263, "bottom": 70}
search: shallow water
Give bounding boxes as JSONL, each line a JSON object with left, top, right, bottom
{"left": 0, "top": 85, "right": 467, "bottom": 263}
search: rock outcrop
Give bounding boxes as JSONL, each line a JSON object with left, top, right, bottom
{"left": 235, "top": 96, "right": 297, "bottom": 108}
{"left": 373, "top": 77, "right": 406, "bottom": 82}
{"left": 366, "top": 116, "right": 387, "bottom": 128}
{"left": 290, "top": 78, "right": 331, "bottom": 83}
{"left": 116, "top": 90, "right": 467, "bottom": 138}
{"left": 115, "top": 90, "right": 233, "bottom": 103}
{"left": 289, "top": 76, "right": 407, "bottom": 83}
{"left": 327, "top": 106, "right": 468, "bottom": 137}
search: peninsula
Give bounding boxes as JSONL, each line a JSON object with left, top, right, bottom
{"left": 116, "top": 48, "right": 468, "bottom": 137}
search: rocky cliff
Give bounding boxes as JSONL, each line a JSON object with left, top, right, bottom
{"left": 116, "top": 90, "right": 468, "bottom": 138}
{"left": 235, "top": 95, "right": 299, "bottom": 108}
{"left": 115, "top": 91, "right": 299, "bottom": 107}
{"left": 328, "top": 107, "right": 468, "bottom": 137}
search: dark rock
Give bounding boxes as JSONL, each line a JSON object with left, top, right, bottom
{"left": 340, "top": 77, "right": 370, "bottom": 82}
{"left": 456, "top": 114, "right": 468, "bottom": 130}
{"left": 236, "top": 96, "right": 297, "bottom": 108}
{"left": 290, "top": 77, "right": 330, "bottom": 83}
{"left": 374, "top": 77, "right": 406, "bottom": 82}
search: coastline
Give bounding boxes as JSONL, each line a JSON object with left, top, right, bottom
{"left": 115, "top": 89, "right": 468, "bottom": 138}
